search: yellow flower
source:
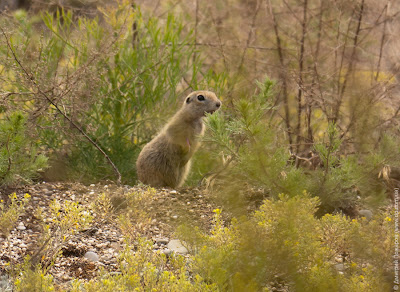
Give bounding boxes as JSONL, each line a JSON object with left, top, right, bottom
{"left": 385, "top": 217, "right": 392, "bottom": 222}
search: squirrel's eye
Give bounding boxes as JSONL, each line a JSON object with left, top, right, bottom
{"left": 197, "top": 95, "right": 205, "bottom": 101}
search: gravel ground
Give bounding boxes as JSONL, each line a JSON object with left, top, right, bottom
{"left": 0, "top": 182, "right": 219, "bottom": 288}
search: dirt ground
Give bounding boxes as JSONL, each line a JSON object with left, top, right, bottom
{"left": 0, "top": 181, "right": 220, "bottom": 288}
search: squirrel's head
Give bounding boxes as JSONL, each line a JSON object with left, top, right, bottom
{"left": 183, "top": 90, "right": 221, "bottom": 120}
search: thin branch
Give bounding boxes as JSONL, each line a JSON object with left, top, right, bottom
{"left": 132, "top": 2, "right": 139, "bottom": 48}
{"left": 209, "top": 7, "right": 228, "bottom": 70}
{"left": 334, "top": 0, "right": 365, "bottom": 123}
{"left": 375, "top": 1, "right": 390, "bottom": 81}
{"left": 193, "top": 0, "right": 199, "bottom": 63}
{"left": 1, "top": 27, "right": 122, "bottom": 184}
{"left": 237, "top": 0, "right": 262, "bottom": 71}
{"left": 1, "top": 92, "right": 35, "bottom": 98}
{"left": 307, "top": 0, "right": 325, "bottom": 144}
{"left": 267, "top": 0, "right": 292, "bottom": 150}
{"left": 295, "top": 0, "right": 308, "bottom": 162}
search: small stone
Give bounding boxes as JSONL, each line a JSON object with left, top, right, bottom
{"left": 96, "top": 243, "right": 108, "bottom": 249}
{"left": 90, "top": 184, "right": 95, "bottom": 187}
{"left": 167, "top": 240, "right": 188, "bottom": 255}
{"left": 335, "top": 256, "right": 343, "bottom": 263}
{"left": 172, "top": 215, "right": 178, "bottom": 220}
{"left": 359, "top": 209, "right": 373, "bottom": 221}
{"left": 16, "top": 222, "right": 26, "bottom": 231}
{"left": 155, "top": 238, "right": 169, "bottom": 245}
{"left": 170, "top": 190, "right": 177, "bottom": 194}
{"left": 110, "top": 242, "right": 121, "bottom": 250}
{"left": 162, "top": 249, "right": 172, "bottom": 256}
{"left": 334, "top": 263, "right": 345, "bottom": 272}
{"left": 89, "top": 191, "right": 95, "bottom": 195}
{"left": 0, "top": 274, "right": 12, "bottom": 292}
{"left": 84, "top": 251, "right": 99, "bottom": 262}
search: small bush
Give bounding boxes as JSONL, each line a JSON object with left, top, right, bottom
{"left": 204, "top": 76, "right": 394, "bottom": 214}
{"left": 180, "top": 193, "right": 393, "bottom": 291}
{"left": 13, "top": 257, "right": 55, "bottom": 292}
{"left": 0, "top": 112, "right": 48, "bottom": 186}
{"left": 0, "top": 3, "right": 226, "bottom": 184}
{"left": 0, "top": 193, "right": 30, "bottom": 237}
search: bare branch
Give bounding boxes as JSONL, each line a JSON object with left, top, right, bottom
{"left": 267, "top": 0, "right": 293, "bottom": 150}
{"left": 237, "top": 0, "right": 262, "bottom": 71}
{"left": 295, "top": 0, "right": 308, "bottom": 163}
{"left": 334, "top": 0, "right": 365, "bottom": 123}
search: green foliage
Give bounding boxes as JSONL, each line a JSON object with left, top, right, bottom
{"left": 180, "top": 193, "right": 392, "bottom": 291}
{"left": 0, "top": 112, "right": 48, "bottom": 186}
{"left": 205, "top": 76, "right": 393, "bottom": 213}
{"left": 13, "top": 257, "right": 55, "bottom": 292}
{"left": 1, "top": 3, "right": 226, "bottom": 184}
{"left": 0, "top": 193, "right": 30, "bottom": 237}
{"left": 65, "top": 4, "right": 200, "bottom": 182}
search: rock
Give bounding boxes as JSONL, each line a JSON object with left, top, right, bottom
{"left": 359, "top": 209, "right": 373, "bottom": 221}
{"left": 154, "top": 238, "right": 169, "bottom": 245}
{"left": 334, "top": 263, "right": 345, "bottom": 272}
{"left": 16, "top": 222, "right": 26, "bottom": 231}
{"left": 110, "top": 242, "right": 121, "bottom": 251}
{"left": 171, "top": 215, "right": 178, "bottom": 220}
{"left": 96, "top": 242, "right": 108, "bottom": 249}
{"left": 167, "top": 240, "right": 188, "bottom": 255}
{"left": 84, "top": 251, "right": 99, "bottom": 262}
{"left": 170, "top": 190, "right": 177, "bottom": 194}
{"left": 0, "top": 274, "right": 12, "bottom": 292}
{"left": 162, "top": 249, "right": 172, "bottom": 256}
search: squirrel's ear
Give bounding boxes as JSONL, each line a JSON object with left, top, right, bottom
{"left": 186, "top": 97, "right": 191, "bottom": 103}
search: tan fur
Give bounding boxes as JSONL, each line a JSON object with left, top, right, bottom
{"left": 136, "top": 90, "right": 221, "bottom": 188}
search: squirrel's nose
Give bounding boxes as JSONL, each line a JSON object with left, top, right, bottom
{"left": 216, "top": 102, "right": 221, "bottom": 108}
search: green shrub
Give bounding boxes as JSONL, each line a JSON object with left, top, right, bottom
{"left": 0, "top": 4, "right": 226, "bottom": 184}
{"left": 204, "top": 76, "right": 394, "bottom": 214}
{"left": 180, "top": 193, "right": 393, "bottom": 291}
{"left": 13, "top": 257, "right": 55, "bottom": 292}
{"left": 0, "top": 193, "right": 30, "bottom": 237}
{"left": 0, "top": 112, "right": 48, "bottom": 186}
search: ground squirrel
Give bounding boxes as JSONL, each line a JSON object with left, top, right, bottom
{"left": 136, "top": 91, "right": 221, "bottom": 188}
